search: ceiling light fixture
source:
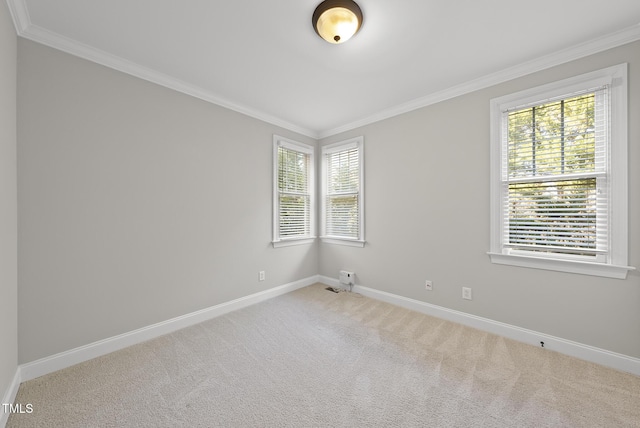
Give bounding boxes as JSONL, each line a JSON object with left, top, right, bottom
{"left": 312, "top": 0, "right": 363, "bottom": 44}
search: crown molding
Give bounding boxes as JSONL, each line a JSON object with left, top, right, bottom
{"left": 7, "top": 0, "right": 640, "bottom": 141}
{"left": 319, "top": 22, "right": 640, "bottom": 139}
{"left": 5, "top": 0, "right": 29, "bottom": 34}
{"left": 7, "top": 0, "right": 318, "bottom": 139}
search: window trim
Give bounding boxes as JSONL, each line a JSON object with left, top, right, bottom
{"left": 488, "top": 64, "right": 635, "bottom": 279}
{"left": 272, "top": 135, "right": 316, "bottom": 248}
{"left": 320, "top": 137, "right": 365, "bottom": 247}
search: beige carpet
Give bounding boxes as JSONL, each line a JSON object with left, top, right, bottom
{"left": 8, "top": 283, "right": 640, "bottom": 427}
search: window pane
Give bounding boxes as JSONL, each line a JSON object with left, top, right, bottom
{"left": 278, "top": 147, "right": 308, "bottom": 194}
{"left": 326, "top": 194, "right": 359, "bottom": 238}
{"left": 279, "top": 194, "right": 310, "bottom": 236}
{"left": 508, "top": 94, "right": 596, "bottom": 178}
{"left": 507, "top": 178, "right": 599, "bottom": 254}
{"left": 327, "top": 148, "right": 359, "bottom": 194}
{"left": 276, "top": 142, "right": 312, "bottom": 240}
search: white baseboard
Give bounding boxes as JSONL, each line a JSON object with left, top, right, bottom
{"left": 1, "top": 367, "right": 21, "bottom": 428}
{"left": 19, "top": 276, "right": 319, "bottom": 383}
{"left": 318, "top": 276, "right": 640, "bottom": 377}
{"left": 13, "top": 273, "right": 640, "bottom": 390}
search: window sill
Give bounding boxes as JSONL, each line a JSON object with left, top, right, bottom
{"left": 320, "top": 237, "right": 366, "bottom": 248}
{"left": 488, "top": 252, "right": 635, "bottom": 279}
{"left": 272, "top": 237, "right": 316, "bottom": 248}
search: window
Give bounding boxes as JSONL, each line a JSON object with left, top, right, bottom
{"left": 272, "top": 135, "right": 315, "bottom": 247}
{"left": 489, "top": 64, "right": 633, "bottom": 279}
{"left": 321, "top": 137, "right": 365, "bottom": 247}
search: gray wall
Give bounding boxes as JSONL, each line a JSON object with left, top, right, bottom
{"left": 17, "top": 39, "right": 318, "bottom": 363}
{"left": 0, "top": 0, "right": 18, "bottom": 402}
{"left": 15, "top": 35, "right": 640, "bottom": 365}
{"left": 319, "top": 41, "right": 640, "bottom": 359}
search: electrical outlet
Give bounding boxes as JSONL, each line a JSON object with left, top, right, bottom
{"left": 259, "top": 271, "right": 265, "bottom": 281}
{"left": 462, "top": 287, "right": 472, "bottom": 300}
{"left": 425, "top": 280, "right": 433, "bottom": 291}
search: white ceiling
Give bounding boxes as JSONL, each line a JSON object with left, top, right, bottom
{"left": 7, "top": 0, "right": 640, "bottom": 138}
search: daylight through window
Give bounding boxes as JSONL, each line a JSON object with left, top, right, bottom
{"left": 505, "top": 91, "right": 606, "bottom": 257}
{"left": 273, "top": 136, "right": 315, "bottom": 247}
{"left": 321, "top": 137, "right": 365, "bottom": 246}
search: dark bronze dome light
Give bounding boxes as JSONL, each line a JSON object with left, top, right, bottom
{"left": 312, "top": 0, "right": 363, "bottom": 44}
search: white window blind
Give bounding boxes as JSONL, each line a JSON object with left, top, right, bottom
{"left": 321, "top": 137, "right": 364, "bottom": 245}
{"left": 278, "top": 146, "right": 311, "bottom": 237}
{"left": 326, "top": 148, "right": 359, "bottom": 237}
{"left": 502, "top": 89, "right": 608, "bottom": 258}
{"left": 273, "top": 136, "right": 314, "bottom": 246}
